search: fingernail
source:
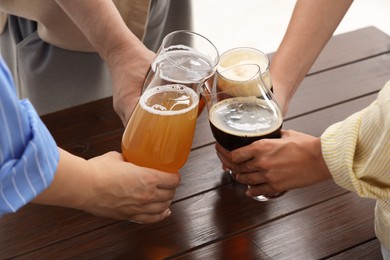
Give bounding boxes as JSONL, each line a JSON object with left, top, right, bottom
{"left": 165, "top": 208, "right": 171, "bottom": 217}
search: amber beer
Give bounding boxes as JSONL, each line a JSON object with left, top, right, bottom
{"left": 121, "top": 84, "right": 199, "bottom": 172}
{"left": 209, "top": 97, "right": 282, "bottom": 151}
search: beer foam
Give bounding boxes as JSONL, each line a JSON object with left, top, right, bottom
{"left": 140, "top": 84, "right": 199, "bottom": 116}
{"left": 218, "top": 48, "right": 269, "bottom": 73}
{"left": 216, "top": 63, "right": 262, "bottom": 97}
{"left": 219, "top": 65, "right": 259, "bottom": 82}
{"left": 209, "top": 97, "right": 282, "bottom": 137}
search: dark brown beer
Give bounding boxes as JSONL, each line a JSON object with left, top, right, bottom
{"left": 209, "top": 97, "right": 283, "bottom": 151}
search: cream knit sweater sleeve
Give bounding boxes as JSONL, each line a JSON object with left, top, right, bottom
{"left": 321, "top": 80, "right": 390, "bottom": 249}
{"left": 321, "top": 80, "right": 390, "bottom": 199}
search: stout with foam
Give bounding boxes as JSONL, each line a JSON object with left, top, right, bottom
{"left": 209, "top": 97, "right": 282, "bottom": 151}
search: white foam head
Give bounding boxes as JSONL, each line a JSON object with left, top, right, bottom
{"left": 140, "top": 84, "right": 199, "bottom": 116}
{"left": 209, "top": 97, "right": 282, "bottom": 137}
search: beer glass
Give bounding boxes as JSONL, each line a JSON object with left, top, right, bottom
{"left": 218, "top": 47, "right": 272, "bottom": 91}
{"left": 201, "top": 64, "right": 285, "bottom": 201}
{"left": 143, "top": 30, "right": 220, "bottom": 116}
{"left": 121, "top": 63, "right": 201, "bottom": 173}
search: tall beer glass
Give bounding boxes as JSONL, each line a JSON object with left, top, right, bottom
{"left": 144, "top": 30, "right": 220, "bottom": 116}
{"left": 218, "top": 47, "right": 272, "bottom": 91}
{"left": 122, "top": 63, "right": 201, "bottom": 173}
{"left": 201, "top": 64, "right": 284, "bottom": 201}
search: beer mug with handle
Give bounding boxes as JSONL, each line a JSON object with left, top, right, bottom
{"left": 201, "top": 64, "right": 285, "bottom": 201}
{"left": 143, "top": 30, "right": 220, "bottom": 116}
{"left": 122, "top": 63, "right": 202, "bottom": 173}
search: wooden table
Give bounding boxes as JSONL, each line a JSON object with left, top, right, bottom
{"left": 1, "top": 26, "right": 389, "bottom": 259}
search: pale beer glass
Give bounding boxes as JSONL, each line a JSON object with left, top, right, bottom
{"left": 143, "top": 30, "right": 219, "bottom": 116}
{"left": 122, "top": 64, "right": 201, "bottom": 173}
{"left": 201, "top": 64, "right": 285, "bottom": 201}
{"left": 218, "top": 47, "right": 272, "bottom": 91}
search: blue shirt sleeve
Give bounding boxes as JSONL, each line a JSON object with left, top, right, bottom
{"left": 0, "top": 57, "right": 59, "bottom": 216}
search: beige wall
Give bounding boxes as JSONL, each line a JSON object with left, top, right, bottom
{"left": 192, "top": 0, "right": 390, "bottom": 54}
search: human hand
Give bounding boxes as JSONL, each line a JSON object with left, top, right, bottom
{"left": 215, "top": 130, "right": 331, "bottom": 198}
{"left": 83, "top": 151, "right": 180, "bottom": 223}
{"left": 106, "top": 44, "right": 155, "bottom": 125}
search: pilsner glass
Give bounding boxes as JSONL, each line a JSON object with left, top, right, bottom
{"left": 143, "top": 30, "right": 219, "bottom": 116}
{"left": 121, "top": 64, "right": 201, "bottom": 173}
{"left": 201, "top": 64, "right": 285, "bottom": 201}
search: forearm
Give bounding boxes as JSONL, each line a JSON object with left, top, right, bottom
{"left": 32, "top": 148, "right": 180, "bottom": 222}
{"left": 54, "top": 0, "right": 146, "bottom": 62}
{"left": 270, "top": 0, "right": 353, "bottom": 113}
{"left": 55, "top": 0, "right": 154, "bottom": 124}
{"left": 32, "top": 148, "right": 93, "bottom": 210}
{"left": 321, "top": 82, "right": 390, "bottom": 199}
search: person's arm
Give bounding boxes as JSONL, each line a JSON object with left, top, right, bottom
{"left": 33, "top": 149, "right": 181, "bottom": 223}
{"left": 321, "top": 82, "right": 390, "bottom": 199}
{"left": 0, "top": 57, "right": 180, "bottom": 223}
{"left": 270, "top": 0, "right": 353, "bottom": 114}
{"left": 55, "top": 0, "right": 155, "bottom": 125}
{"left": 215, "top": 82, "right": 390, "bottom": 199}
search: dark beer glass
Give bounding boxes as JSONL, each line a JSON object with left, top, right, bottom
{"left": 201, "top": 63, "right": 284, "bottom": 201}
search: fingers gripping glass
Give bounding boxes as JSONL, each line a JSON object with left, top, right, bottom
{"left": 201, "top": 64, "right": 285, "bottom": 201}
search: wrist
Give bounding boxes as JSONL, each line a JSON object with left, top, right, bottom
{"left": 315, "top": 138, "right": 332, "bottom": 181}
{"left": 272, "top": 80, "right": 293, "bottom": 116}
{"left": 32, "top": 150, "right": 94, "bottom": 211}
{"left": 104, "top": 36, "right": 149, "bottom": 69}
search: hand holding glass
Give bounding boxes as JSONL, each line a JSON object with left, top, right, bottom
{"left": 201, "top": 64, "right": 285, "bottom": 201}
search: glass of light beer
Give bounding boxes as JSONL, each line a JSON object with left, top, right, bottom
{"left": 201, "top": 64, "right": 285, "bottom": 201}
{"left": 143, "top": 30, "right": 220, "bottom": 117}
{"left": 218, "top": 47, "right": 272, "bottom": 91}
{"left": 121, "top": 63, "right": 201, "bottom": 173}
